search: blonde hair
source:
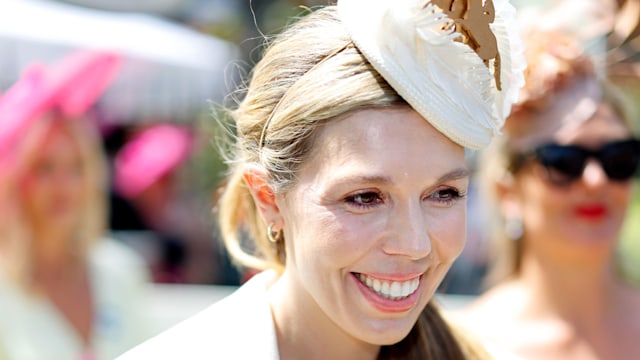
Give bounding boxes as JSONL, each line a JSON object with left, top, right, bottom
{"left": 216, "top": 6, "right": 491, "bottom": 359}
{"left": 480, "top": 29, "right": 638, "bottom": 286}
{"left": 218, "top": 7, "right": 403, "bottom": 272}
{"left": 0, "top": 112, "right": 107, "bottom": 287}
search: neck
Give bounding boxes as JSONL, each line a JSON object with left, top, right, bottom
{"left": 269, "top": 269, "right": 379, "bottom": 360}
{"left": 517, "top": 249, "right": 622, "bottom": 326}
{"left": 30, "top": 229, "right": 79, "bottom": 277}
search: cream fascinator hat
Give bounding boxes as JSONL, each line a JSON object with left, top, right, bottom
{"left": 338, "top": 0, "right": 526, "bottom": 149}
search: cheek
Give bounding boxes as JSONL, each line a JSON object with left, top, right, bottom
{"left": 290, "top": 205, "right": 380, "bottom": 268}
{"left": 608, "top": 183, "right": 633, "bottom": 219}
{"left": 19, "top": 175, "right": 46, "bottom": 209}
{"left": 427, "top": 206, "right": 467, "bottom": 262}
{"left": 516, "top": 176, "right": 561, "bottom": 222}
{"left": 612, "top": 183, "right": 633, "bottom": 205}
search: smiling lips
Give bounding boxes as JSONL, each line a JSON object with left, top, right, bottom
{"left": 355, "top": 273, "right": 420, "bottom": 300}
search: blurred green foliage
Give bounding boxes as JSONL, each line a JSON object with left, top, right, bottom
{"left": 621, "top": 181, "right": 640, "bottom": 285}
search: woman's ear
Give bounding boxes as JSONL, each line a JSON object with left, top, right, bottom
{"left": 242, "top": 163, "right": 281, "bottom": 226}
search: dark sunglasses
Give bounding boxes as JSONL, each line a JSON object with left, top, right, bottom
{"left": 510, "top": 138, "right": 640, "bottom": 186}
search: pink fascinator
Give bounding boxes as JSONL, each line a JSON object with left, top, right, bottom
{"left": 0, "top": 51, "right": 122, "bottom": 162}
{"left": 114, "top": 124, "right": 193, "bottom": 199}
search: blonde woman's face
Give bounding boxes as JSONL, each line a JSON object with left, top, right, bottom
{"left": 512, "top": 102, "right": 634, "bottom": 263}
{"left": 20, "top": 124, "right": 85, "bottom": 236}
{"left": 275, "top": 107, "right": 468, "bottom": 346}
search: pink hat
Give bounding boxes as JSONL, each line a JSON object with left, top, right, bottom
{"left": 0, "top": 51, "right": 121, "bottom": 165}
{"left": 115, "top": 124, "right": 193, "bottom": 199}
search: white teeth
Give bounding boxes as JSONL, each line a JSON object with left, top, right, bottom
{"left": 390, "top": 282, "right": 401, "bottom": 297}
{"left": 381, "top": 281, "right": 390, "bottom": 295}
{"left": 373, "top": 279, "right": 381, "bottom": 292}
{"left": 356, "top": 273, "right": 420, "bottom": 300}
{"left": 401, "top": 281, "right": 411, "bottom": 296}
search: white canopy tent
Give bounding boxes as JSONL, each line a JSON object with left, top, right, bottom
{"left": 0, "top": 0, "right": 239, "bottom": 122}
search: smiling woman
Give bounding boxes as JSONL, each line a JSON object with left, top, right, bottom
{"left": 117, "top": 0, "right": 525, "bottom": 359}
{"left": 261, "top": 107, "right": 469, "bottom": 352}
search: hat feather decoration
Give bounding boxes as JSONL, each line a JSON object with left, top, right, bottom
{"left": 338, "top": 0, "right": 526, "bottom": 149}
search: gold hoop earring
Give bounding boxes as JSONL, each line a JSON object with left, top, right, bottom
{"left": 267, "top": 222, "right": 283, "bottom": 243}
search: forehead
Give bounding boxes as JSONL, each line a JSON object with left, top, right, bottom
{"left": 554, "top": 102, "right": 630, "bottom": 145}
{"left": 509, "top": 86, "right": 629, "bottom": 149}
{"left": 299, "top": 106, "right": 465, "bottom": 178}
{"left": 43, "top": 121, "right": 74, "bottom": 144}
{"left": 36, "top": 122, "right": 81, "bottom": 158}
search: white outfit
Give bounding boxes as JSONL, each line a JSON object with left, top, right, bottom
{"left": 117, "top": 270, "right": 279, "bottom": 360}
{"left": 119, "top": 270, "right": 519, "bottom": 360}
{"left": 0, "top": 239, "right": 149, "bottom": 360}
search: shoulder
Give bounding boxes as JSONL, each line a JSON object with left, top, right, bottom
{"left": 453, "top": 281, "right": 531, "bottom": 347}
{"left": 0, "top": 272, "right": 31, "bottom": 326}
{"left": 459, "top": 281, "right": 525, "bottom": 326}
{"left": 117, "top": 271, "right": 280, "bottom": 360}
{"left": 0, "top": 269, "right": 42, "bottom": 320}
{"left": 482, "top": 341, "right": 525, "bottom": 360}
{"left": 440, "top": 304, "right": 524, "bottom": 360}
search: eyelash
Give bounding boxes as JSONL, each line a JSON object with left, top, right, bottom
{"left": 345, "top": 191, "right": 384, "bottom": 210}
{"left": 428, "top": 188, "right": 466, "bottom": 207}
{"left": 344, "top": 188, "right": 466, "bottom": 210}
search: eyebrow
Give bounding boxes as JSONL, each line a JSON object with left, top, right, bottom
{"left": 331, "top": 167, "right": 470, "bottom": 186}
{"left": 338, "top": 175, "right": 393, "bottom": 185}
{"left": 436, "top": 167, "right": 471, "bottom": 183}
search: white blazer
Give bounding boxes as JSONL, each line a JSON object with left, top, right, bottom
{"left": 117, "top": 271, "right": 280, "bottom": 360}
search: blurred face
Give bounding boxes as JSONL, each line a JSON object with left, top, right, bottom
{"left": 511, "top": 102, "right": 634, "bottom": 263}
{"left": 274, "top": 107, "right": 469, "bottom": 346}
{"left": 20, "top": 123, "right": 86, "bottom": 238}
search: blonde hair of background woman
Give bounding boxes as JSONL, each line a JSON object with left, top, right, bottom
{"left": 217, "top": 6, "right": 492, "bottom": 360}
{"left": 0, "top": 113, "right": 107, "bottom": 288}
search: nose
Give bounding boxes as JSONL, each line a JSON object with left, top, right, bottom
{"left": 581, "top": 158, "right": 607, "bottom": 188}
{"left": 382, "top": 200, "right": 432, "bottom": 260}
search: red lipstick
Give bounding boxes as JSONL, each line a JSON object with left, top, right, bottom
{"left": 574, "top": 204, "right": 607, "bottom": 219}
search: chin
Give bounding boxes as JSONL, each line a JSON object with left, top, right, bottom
{"left": 48, "top": 216, "right": 81, "bottom": 234}
{"left": 570, "top": 228, "right": 620, "bottom": 247}
{"left": 358, "top": 317, "right": 418, "bottom": 346}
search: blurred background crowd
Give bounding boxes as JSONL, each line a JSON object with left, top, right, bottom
{"left": 0, "top": 0, "right": 639, "bottom": 358}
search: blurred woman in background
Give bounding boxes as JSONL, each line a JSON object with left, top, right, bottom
{"left": 462, "top": 29, "right": 640, "bottom": 360}
{"left": 0, "top": 51, "right": 148, "bottom": 360}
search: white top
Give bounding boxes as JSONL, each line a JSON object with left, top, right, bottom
{"left": 119, "top": 270, "right": 520, "bottom": 360}
{"left": 0, "top": 239, "right": 149, "bottom": 360}
{"left": 117, "top": 270, "right": 280, "bottom": 360}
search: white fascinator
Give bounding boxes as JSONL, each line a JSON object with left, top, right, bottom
{"left": 337, "top": 0, "right": 526, "bottom": 149}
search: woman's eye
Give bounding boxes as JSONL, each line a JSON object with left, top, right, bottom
{"left": 345, "top": 191, "right": 383, "bottom": 209}
{"left": 428, "top": 188, "right": 465, "bottom": 207}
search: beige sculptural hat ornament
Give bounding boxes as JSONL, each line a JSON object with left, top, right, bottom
{"left": 338, "top": 0, "right": 526, "bottom": 149}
